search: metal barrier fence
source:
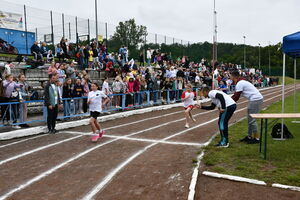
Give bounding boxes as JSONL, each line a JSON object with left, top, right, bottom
{"left": 0, "top": 85, "right": 243, "bottom": 128}
{"left": 0, "top": 0, "right": 191, "bottom": 55}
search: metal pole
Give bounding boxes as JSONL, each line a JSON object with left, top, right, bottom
{"left": 268, "top": 42, "right": 271, "bottom": 76}
{"left": 213, "top": 0, "right": 218, "bottom": 65}
{"left": 143, "top": 34, "right": 146, "bottom": 66}
{"left": 258, "top": 43, "right": 261, "bottom": 69}
{"left": 164, "top": 35, "right": 166, "bottom": 44}
{"left": 95, "top": 0, "right": 99, "bottom": 48}
{"left": 173, "top": 38, "right": 175, "bottom": 45}
{"left": 281, "top": 53, "right": 286, "bottom": 139}
{"left": 35, "top": 28, "right": 38, "bottom": 41}
{"left": 243, "top": 36, "right": 246, "bottom": 68}
{"left": 62, "top": 13, "right": 65, "bottom": 38}
{"left": 24, "top": 5, "right": 29, "bottom": 54}
{"left": 50, "top": 11, "right": 54, "bottom": 46}
{"left": 68, "top": 22, "right": 71, "bottom": 40}
{"left": 294, "top": 59, "right": 297, "bottom": 112}
{"left": 75, "top": 16, "right": 78, "bottom": 47}
{"left": 88, "top": 19, "right": 90, "bottom": 44}
{"left": 155, "top": 34, "right": 157, "bottom": 44}
{"left": 105, "top": 22, "right": 108, "bottom": 49}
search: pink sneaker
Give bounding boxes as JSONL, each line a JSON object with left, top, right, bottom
{"left": 98, "top": 130, "right": 105, "bottom": 138}
{"left": 91, "top": 134, "right": 99, "bottom": 142}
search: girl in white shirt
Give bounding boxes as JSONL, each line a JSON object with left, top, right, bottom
{"left": 88, "top": 82, "right": 110, "bottom": 142}
{"left": 181, "top": 84, "right": 197, "bottom": 128}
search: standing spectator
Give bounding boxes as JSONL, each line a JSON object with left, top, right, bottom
{"left": 146, "top": 48, "right": 151, "bottom": 66}
{"left": 82, "top": 74, "right": 90, "bottom": 113}
{"left": 88, "top": 47, "right": 94, "bottom": 69}
{"left": 112, "top": 76, "right": 123, "bottom": 108}
{"left": 2, "top": 74, "right": 22, "bottom": 128}
{"left": 73, "top": 78, "right": 84, "bottom": 114}
{"left": 18, "top": 74, "right": 30, "bottom": 127}
{"left": 127, "top": 77, "right": 134, "bottom": 107}
{"left": 3, "top": 61, "right": 13, "bottom": 77}
{"left": 57, "top": 64, "right": 66, "bottom": 85}
{"left": 133, "top": 75, "right": 141, "bottom": 105}
{"left": 44, "top": 74, "right": 62, "bottom": 134}
{"left": 55, "top": 44, "right": 63, "bottom": 61}
{"left": 60, "top": 37, "right": 68, "bottom": 59}
{"left": 84, "top": 46, "right": 90, "bottom": 69}
{"left": 62, "top": 78, "right": 73, "bottom": 119}
{"left": 102, "top": 76, "right": 111, "bottom": 111}
{"left": 79, "top": 46, "right": 86, "bottom": 70}
{"left": 66, "top": 61, "right": 76, "bottom": 80}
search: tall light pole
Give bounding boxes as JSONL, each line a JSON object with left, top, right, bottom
{"left": 268, "top": 41, "right": 271, "bottom": 76}
{"left": 258, "top": 43, "right": 261, "bottom": 69}
{"left": 95, "top": 0, "right": 99, "bottom": 48}
{"left": 212, "top": 0, "right": 218, "bottom": 89}
{"left": 243, "top": 36, "right": 246, "bottom": 68}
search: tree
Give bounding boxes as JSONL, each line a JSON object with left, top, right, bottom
{"left": 112, "top": 19, "right": 147, "bottom": 49}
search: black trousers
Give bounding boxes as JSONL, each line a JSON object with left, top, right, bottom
{"left": 47, "top": 105, "right": 58, "bottom": 131}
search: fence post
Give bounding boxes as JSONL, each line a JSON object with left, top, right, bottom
{"left": 88, "top": 19, "right": 90, "bottom": 44}
{"left": 105, "top": 22, "right": 108, "bottom": 50}
{"left": 68, "top": 22, "right": 71, "bottom": 40}
{"left": 62, "top": 13, "right": 65, "bottom": 38}
{"left": 50, "top": 11, "right": 54, "bottom": 46}
{"left": 23, "top": 5, "right": 28, "bottom": 54}
{"left": 147, "top": 91, "right": 150, "bottom": 105}
{"left": 122, "top": 94, "right": 126, "bottom": 110}
{"left": 43, "top": 106, "right": 47, "bottom": 122}
{"left": 75, "top": 16, "right": 78, "bottom": 47}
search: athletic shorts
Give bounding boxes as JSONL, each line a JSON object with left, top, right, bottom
{"left": 184, "top": 105, "right": 194, "bottom": 110}
{"left": 90, "top": 111, "right": 100, "bottom": 119}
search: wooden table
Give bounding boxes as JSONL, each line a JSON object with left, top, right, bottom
{"left": 250, "top": 113, "right": 300, "bottom": 159}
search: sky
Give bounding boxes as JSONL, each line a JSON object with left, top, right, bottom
{"left": 4, "top": 0, "right": 300, "bottom": 46}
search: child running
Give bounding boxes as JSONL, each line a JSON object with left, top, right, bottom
{"left": 88, "top": 82, "right": 110, "bottom": 142}
{"left": 181, "top": 84, "right": 197, "bottom": 128}
{"left": 199, "top": 87, "right": 236, "bottom": 147}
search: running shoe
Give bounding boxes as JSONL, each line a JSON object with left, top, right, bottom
{"left": 239, "top": 136, "right": 252, "bottom": 142}
{"left": 98, "top": 130, "right": 105, "bottom": 138}
{"left": 91, "top": 134, "right": 99, "bottom": 142}
{"left": 216, "top": 142, "right": 229, "bottom": 148}
{"left": 185, "top": 124, "right": 190, "bottom": 128}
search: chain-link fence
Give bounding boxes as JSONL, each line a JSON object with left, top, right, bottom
{"left": 0, "top": 0, "right": 192, "bottom": 55}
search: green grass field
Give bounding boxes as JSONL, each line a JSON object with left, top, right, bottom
{"left": 202, "top": 91, "right": 300, "bottom": 186}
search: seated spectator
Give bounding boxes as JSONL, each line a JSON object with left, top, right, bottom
{"left": 47, "top": 50, "right": 54, "bottom": 63}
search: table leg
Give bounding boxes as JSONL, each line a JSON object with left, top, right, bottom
{"left": 259, "top": 119, "right": 263, "bottom": 153}
{"left": 264, "top": 119, "right": 268, "bottom": 160}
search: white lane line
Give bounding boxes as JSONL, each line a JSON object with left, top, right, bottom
{"left": 0, "top": 135, "right": 82, "bottom": 166}
{"left": 61, "top": 132, "right": 204, "bottom": 146}
{"left": 188, "top": 151, "right": 204, "bottom": 200}
{"left": 102, "top": 85, "right": 284, "bottom": 131}
{"left": 0, "top": 135, "right": 47, "bottom": 149}
{"left": 0, "top": 87, "right": 291, "bottom": 199}
{"left": 80, "top": 89, "right": 295, "bottom": 200}
{"left": 202, "top": 171, "right": 267, "bottom": 185}
{"left": 187, "top": 88, "right": 297, "bottom": 200}
{"left": 272, "top": 183, "right": 300, "bottom": 192}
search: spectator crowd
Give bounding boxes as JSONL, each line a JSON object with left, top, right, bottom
{"left": 0, "top": 39, "right": 276, "bottom": 129}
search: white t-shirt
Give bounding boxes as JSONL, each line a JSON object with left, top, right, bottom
{"left": 235, "top": 80, "right": 263, "bottom": 101}
{"left": 88, "top": 90, "right": 107, "bottom": 112}
{"left": 181, "top": 91, "right": 196, "bottom": 108}
{"left": 208, "top": 90, "right": 236, "bottom": 108}
{"left": 102, "top": 81, "right": 110, "bottom": 95}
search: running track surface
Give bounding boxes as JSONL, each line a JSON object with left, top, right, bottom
{"left": 0, "top": 86, "right": 299, "bottom": 200}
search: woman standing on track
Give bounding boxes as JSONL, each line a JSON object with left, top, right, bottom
{"left": 199, "top": 87, "right": 236, "bottom": 147}
{"left": 88, "top": 82, "right": 110, "bottom": 142}
{"left": 181, "top": 84, "right": 197, "bottom": 128}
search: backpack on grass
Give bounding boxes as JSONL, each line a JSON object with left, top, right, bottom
{"left": 271, "top": 123, "right": 293, "bottom": 139}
